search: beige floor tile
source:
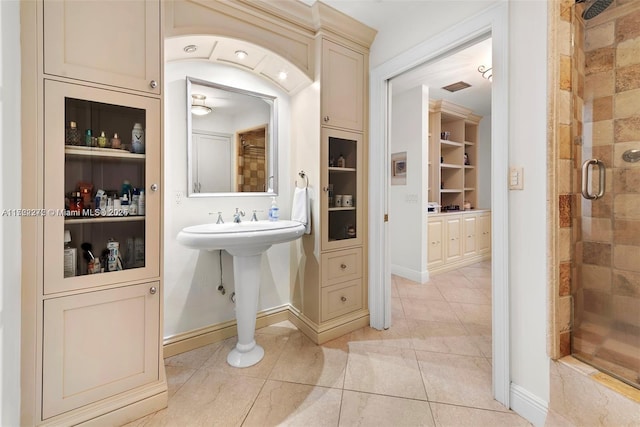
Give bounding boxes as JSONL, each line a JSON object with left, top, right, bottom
{"left": 464, "top": 323, "right": 493, "bottom": 359}
{"left": 464, "top": 276, "right": 492, "bottom": 290}
{"left": 256, "top": 319, "right": 299, "bottom": 336}
{"left": 459, "top": 265, "right": 492, "bottom": 278}
{"left": 408, "top": 319, "right": 483, "bottom": 357}
{"left": 202, "top": 333, "right": 290, "bottom": 379}
{"left": 347, "top": 320, "right": 414, "bottom": 349}
{"left": 430, "top": 403, "right": 531, "bottom": 427}
{"left": 163, "top": 342, "right": 222, "bottom": 369}
{"left": 416, "top": 351, "right": 506, "bottom": 412}
{"left": 437, "top": 286, "right": 491, "bottom": 304}
{"left": 269, "top": 331, "right": 348, "bottom": 388}
{"left": 544, "top": 409, "right": 576, "bottom": 427}
{"left": 392, "top": 296, "right": 406, "bottom": 321}
{"left": 145, "top": 368, "right": 265, "bottom": 426}
{"left": 339, "top": 390, "right": 435, "bottom": 426}
{"left": 164, "top": 365, "right": 196, "bottom": 399}
{"left": 450, "top": 302, "right": 492, "bottom": 327}
{"left": 243, "top": 380, "right": 342, "bottom": 427}
{"left": 402, "top": 299, "right": 460, "bottom": 323}
{"left": 344, "top": 342, "right": 427, "bottom": 400}
{"left": 397, "top": 281, "right": 445, "bottom": 301}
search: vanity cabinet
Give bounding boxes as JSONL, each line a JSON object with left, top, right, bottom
{"left": 321, "top": 39, "right": 365, "bottom": 132}
{"left": 21, "top": 1, "right": 166, "bottom": 424}
{"left": 43, "top": 0, "right": 161, "bottom": 95}
{"left": 428, "top": 211, "right": 491, "bottom": 274}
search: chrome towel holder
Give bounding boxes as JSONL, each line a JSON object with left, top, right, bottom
{"left": 296, "top": 170, "right": 309, "bottom": 188}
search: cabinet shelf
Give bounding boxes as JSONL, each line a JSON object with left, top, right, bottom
{"left": 464, "top": 188, "right": 476, "bottom": 191}
{"left": 329, "top": 207, "right": 356, "bottom": 212}
{"left": 441, "top": 189, "right": 462, "bottom": 193}
{"left": 64, "top": 215, "right": 145, "bottom": 225}
{"left": 441, "top": 163, "right": 462, "bottom": 169}
{"left": 328, "top": 167, "right": 356, "bottom": 173}
{"left": 65, "top": 146, "right": 145, "bottom": 160}
{"left": 464, "top": 165, "right": 475, "bottom": 169}
{"left": 440, "top": 139, "right": 463, "bottom": 147}
{"left": 464, "top": 141, "right": 475, "bottom": 146}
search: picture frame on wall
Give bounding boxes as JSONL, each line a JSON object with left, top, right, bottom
{"left": 391, "top": 151, "right": 407, "bottom": 185}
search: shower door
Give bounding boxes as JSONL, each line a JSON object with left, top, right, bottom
{"left": 571, "top": 0, "right": 640, "bottom": 388}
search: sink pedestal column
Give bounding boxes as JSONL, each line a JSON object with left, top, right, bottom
{"left": 227, "top": 253, "right": 264, "bottom": 368}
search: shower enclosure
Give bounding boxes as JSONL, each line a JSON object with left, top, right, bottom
{"left": 571, "top": 0, "right": 640, "bottom": 388}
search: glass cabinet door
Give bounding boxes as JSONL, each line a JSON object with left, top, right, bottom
{"left": 321, "top": 128, "right": 363, "bottom": 251}
{"left": 43, "top": 80, "right": 160, "bottom": 294}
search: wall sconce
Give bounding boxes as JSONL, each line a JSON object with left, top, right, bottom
{"left": 478, "top": 65, "right": 493, "bottom": 81}
{"left": 191, "top": 94, "right": 212, "bottom": 116}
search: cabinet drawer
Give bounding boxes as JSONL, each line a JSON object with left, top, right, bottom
{"left": 321, "top": 247, "right": 362, "bottom": 287}
{"left": 321, "top": 279, "right": 363, "bottom": 322}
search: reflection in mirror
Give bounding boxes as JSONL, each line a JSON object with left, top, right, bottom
{"left": 186, "top": 76, "right": 278, "bottom": 196}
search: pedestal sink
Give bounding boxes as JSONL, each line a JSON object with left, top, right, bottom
{"left": 177, "top": 220, "right": 305, "bottom": 368}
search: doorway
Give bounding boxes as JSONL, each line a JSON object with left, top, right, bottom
{"left": 368, "top": 3, "right": 510, "bottom": 406}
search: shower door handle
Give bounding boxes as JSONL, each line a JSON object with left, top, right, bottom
{"left": 581, "top": 158, "right": 605, "bottom": 200}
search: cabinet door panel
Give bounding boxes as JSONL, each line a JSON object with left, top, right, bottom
{"left": 321, "top": 279, "right": 363, "bottom": 322}
{"left": 478, "top": 213, "right": 491, "bottom": 254}
{"left": 321, "top": 248, "right": 362, "bottom": 287}
{"left": 445, "top": 216, "right": 462, "bottom": 262}
{"left": 43, "top": 0, "right": 160, "bottom": 94}
{"left": 43, "top": 80, "right": 160, "bottom": 294}
{"left": 42, "top": 282, "right": 160, "bottom": 419}
{"left": 427, "top": 218, "right": 444, "bottom": 266}
{"left": 321, "top": 40, "right": 364, "bottom": 131}
{"left": 463, "top": 215, "right": 477, "bottom": 256}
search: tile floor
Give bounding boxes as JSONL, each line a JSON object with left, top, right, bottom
{"left": 128, "top": 261, "right": 532, "bottom": 426}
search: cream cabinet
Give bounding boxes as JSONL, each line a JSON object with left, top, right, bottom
{"left": 43, "top": 0, "right": 161, "bottom": 94}
{"left": 428, "top": 211, "right": 491, "bottom": 274}
{"left": 321, "top": 39, "right": 365, "bottom": 132}
{"left": 42, "top": 282, "right": 160, "bottom": 419}
{"left": 21, "top": 1, "right": 166, "bottom": 424}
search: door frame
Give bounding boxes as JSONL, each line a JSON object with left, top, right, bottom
{"left": 368, "top": 2, "right": 510, "bottom": 407}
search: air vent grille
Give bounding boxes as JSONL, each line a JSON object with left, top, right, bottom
{"left": 442, "top": 81, "right": 471, "bottom": 92}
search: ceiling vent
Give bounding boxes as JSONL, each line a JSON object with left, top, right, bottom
{"left": 442, "top": 81, "right": 471, "bottom": 92}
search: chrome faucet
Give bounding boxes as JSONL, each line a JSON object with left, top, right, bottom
{"left": 250, "top": 210, "right": 261, "bottom": 221}
{"left": 233, "top": 208, "right": 245, "bottom": 223}
{"left": 209, "top": 211, "right": 224, "bottom": 224}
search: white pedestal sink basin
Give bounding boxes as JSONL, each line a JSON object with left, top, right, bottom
{"left": 177, "top": 220, "right": 305, "bottom": 368}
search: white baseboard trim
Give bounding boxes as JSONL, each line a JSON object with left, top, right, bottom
{"left": 510, "top": 383, "right": 548, "bottom": 427}
{"left": 390, "top": 264, "right": 429, "bottom": 284}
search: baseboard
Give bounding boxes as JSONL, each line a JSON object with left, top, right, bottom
{"left": 163, "top": 305, "right": 290, "bottom": 358}
{"left": 510, "top": 383, "right": 548, "bottom": 427}
{"left": 390, "top": 264, "right": 429, "bottom": 284}
{"left": 287, "top": 307, "right": 370, "bottom": 344}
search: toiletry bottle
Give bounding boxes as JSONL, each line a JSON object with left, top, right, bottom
{"left": 63, "top": 230, "right": 77, "bottom": 278}
{"left": 337, "top": 153, "right": 345, "bottom": 168}
{"left": 85, "top": 129, "right": 93, "bottom": 146}
{"left": 138, "top": 190, "right": 145, "bottom": 215}
{"left": 121, "top": 193, "right": 130, "bottom": 216}
{"left": 131, "top": 123, "right": 145, "bottom": 153}
{"left": 121, "top": 180, "right": 132, "bottom": 200}
{"left": 97, "top": 131, "right": 108, "bottom": 148}
{"left": 110, "top": 132, "right": 121, "bottom": 149}
{"left": 65, "top": 121, "right": 81, "bottom": 145}
{"left": 130, "top": 188, "right": 139, "bottom": 216}
{"left": 268, "top": 197, "right": 279, "bottom": 221}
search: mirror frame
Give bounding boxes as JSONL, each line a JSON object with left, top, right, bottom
{"left": 186, "top": 76, "right": 278, "bottom": 197}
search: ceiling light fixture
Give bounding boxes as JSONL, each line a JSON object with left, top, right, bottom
{"left": 183, "top": 44, "right": 197, "bottom": 54}
{"left": 235, "top": 50, "right": 248, "bottom": 59}
{"left": 278, "top": 70, "right": 288, "bottom": 80}
{"left": 191, "top": 94, "right": 212, "bottom": 116}
{"left": 478, "top": 65, "right": 493, "bottom": 81}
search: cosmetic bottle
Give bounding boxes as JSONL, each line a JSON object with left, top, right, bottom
{"left": 138, "top": 190, "right": 145, "bottom": 215}
{"left": 97, "top": 131, "right": 108, "bottom": 148}
{"left": 268, "top": 196, "right": 279, "bottom": 221}
{"left": 85, "top": 129, "right": 93, "bottom": 146}
{"left": 110, "top": 132, "right": 122, "bottom": 149}
{"left": 121, "top": 193, "right": 130, "bottom": 216}
{"left": 337, "top": 153, "right": 345, "bottom": 168}
{"left": 131, "top": 123, "right": 145, "bottom": 153}
{"left": 65, "top": 121, "right": 82, "bottom": 146}
{"left": 63, "top": 230, "right": 77, "bottom": 278}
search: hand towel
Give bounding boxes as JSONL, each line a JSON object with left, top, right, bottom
{"left": 292, "top": 186, "right": 311, "bottom": 234}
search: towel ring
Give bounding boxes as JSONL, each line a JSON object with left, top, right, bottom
{"left": 296, "top": 170, "right": 309, "bottom": 188}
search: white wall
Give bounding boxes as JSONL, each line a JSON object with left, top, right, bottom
{"left": 477, "top": 114, "right": 491, "bottom": 209}
{"left": 507, "top": 0, "right": 549, "bottom": 405}
{"left": 389, "top": 85, "right": 429, "bottom": 282}
{"left": 164, "top": 61, "right": 295, "bottom": 339}
{"left": 1, "top": 0, "right": 22, "bottom": 423}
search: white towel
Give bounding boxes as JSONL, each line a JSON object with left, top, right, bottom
{"left": 292, "top": 187, "right": 310, "bottom": 234}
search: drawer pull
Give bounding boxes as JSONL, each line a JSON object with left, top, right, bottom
{"left": 341, "top": 296, "right": 347, "bottom": 302}
{"left": 340, "top": 263, "right": 347, "bottom": 270}
{"left": 149, "top": 79, "right": 158, "bottom": 89}
{"left": 149, "top": 286, "right": 157, "bottom": 295}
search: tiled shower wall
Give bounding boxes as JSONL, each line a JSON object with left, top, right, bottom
{"left": 554, "top": 0, "right": 640, "bottom": 376}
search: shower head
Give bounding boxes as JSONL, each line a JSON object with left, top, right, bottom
{"left": 577, "top": 0, "right": 614, "bottom": 20}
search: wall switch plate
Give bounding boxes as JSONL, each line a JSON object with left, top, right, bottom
{"left": 509, "top": 167, "right": 524, "bottom": 190}
{"left": 175, "top": 191, "right": 183, "bottom": 205}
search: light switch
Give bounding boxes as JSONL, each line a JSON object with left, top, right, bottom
{"left": 509, "top": 167, "right": 524, "bottom": 190}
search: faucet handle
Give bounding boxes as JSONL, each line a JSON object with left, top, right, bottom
{"left": 235, "top": 208, "right": 245, "bottom": 217}
{"left": 250, "top": 209, "right": 263, "bottom": 221}
{"left": 209, "top": 211, "right": 224, "bottom": 224}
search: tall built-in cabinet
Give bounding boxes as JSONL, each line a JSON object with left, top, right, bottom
{"left": 427, "top": 100, "right": 490, "bottom": 274}
{"left": 292, "top": 26, "right": 374, "bottom": 344}
{"left": 21, "top": 1, "right": 167, "bottom": 425}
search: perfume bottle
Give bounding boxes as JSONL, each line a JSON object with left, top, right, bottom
{"left": 97, "top": 131, "right": 108, "bottom": 148}
{"left": 65, "top": 121, "right": 82, "bottom": 145}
